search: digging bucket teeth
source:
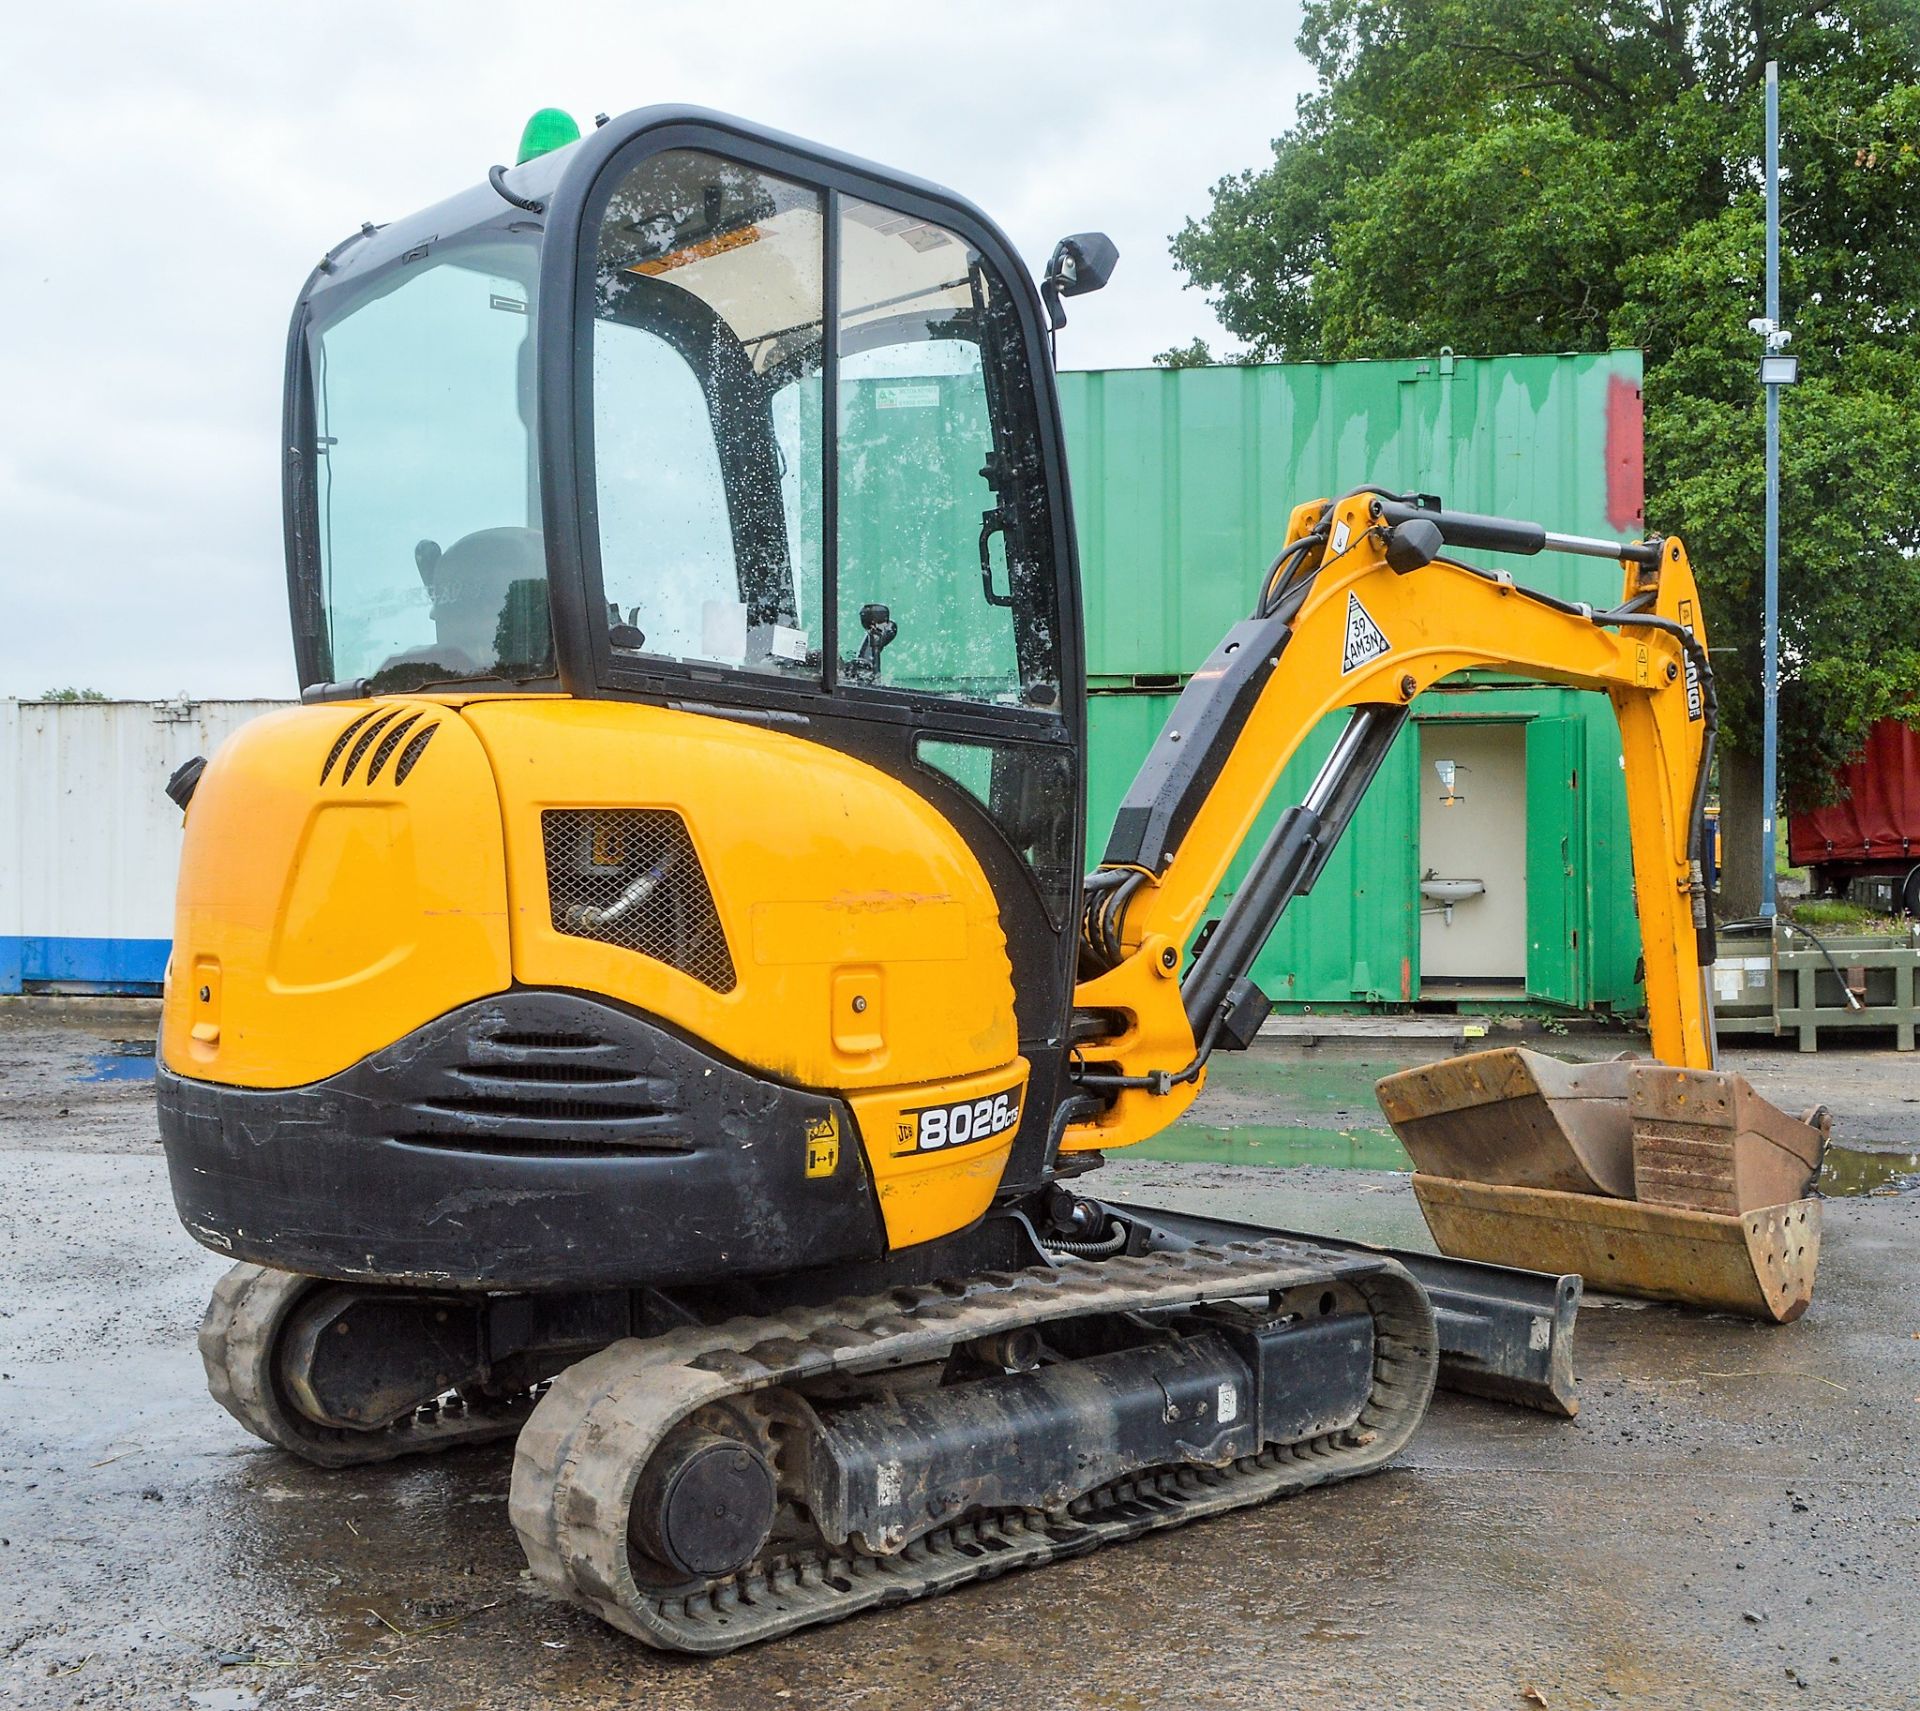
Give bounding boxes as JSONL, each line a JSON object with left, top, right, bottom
{"left": 1377, "top": 1047, "right": 1830, "bottom": 1324}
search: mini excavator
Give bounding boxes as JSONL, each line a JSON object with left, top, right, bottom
{"left": 157, "top": 106, "right": 1828, "bottom": 1652}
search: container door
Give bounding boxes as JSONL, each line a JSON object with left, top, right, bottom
{"left": 1525, "top": 716, "right": 1586, "bottom": 1006}
{"left": 1419, "top": 721, "right": 1528, "bottom": 994}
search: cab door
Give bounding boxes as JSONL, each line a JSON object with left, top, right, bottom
{"left": 826, "top": 188, "right": 1086, "bottom": 1182}
{"left": 545, "top": 122, "right": 1088, "bottom": 1189}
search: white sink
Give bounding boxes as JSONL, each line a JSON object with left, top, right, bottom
{"left": 1420, "top": 877, "right": 1486, "bottom": 904}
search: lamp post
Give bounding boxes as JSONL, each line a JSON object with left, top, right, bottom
{"left": 1752, "top": 60, "right": 1797, "bottom": 920}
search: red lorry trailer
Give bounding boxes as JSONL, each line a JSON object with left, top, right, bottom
{"left": 1789, "top": 720, "right": 1920, "bottom": 912}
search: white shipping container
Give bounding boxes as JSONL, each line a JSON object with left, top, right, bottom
{"left": 0, "top": 699, "right": 294, "bottom": 992}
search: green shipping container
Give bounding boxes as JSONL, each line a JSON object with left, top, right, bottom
{"left": 1062, "top": 351, "right": 1648, "bottom": 1013}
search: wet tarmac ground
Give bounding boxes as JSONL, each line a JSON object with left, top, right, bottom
{"left": 3, "top": 1005, "right": 1918, "bottom": 1710}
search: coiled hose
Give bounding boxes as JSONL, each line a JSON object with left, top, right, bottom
{"left": 1041, "top": 1221, "right": 1129, "bottom": 1258}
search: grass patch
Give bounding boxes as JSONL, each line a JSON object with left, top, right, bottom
{"left": 1775, "top": 815, "right": 1806, "bottom": 884}
{"left": 1789, "top": 898, "right": 1874, "bottom": 930}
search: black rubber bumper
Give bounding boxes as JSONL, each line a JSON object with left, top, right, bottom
{"left": 157, "top": 990, "right": 887, "bottom": 1292}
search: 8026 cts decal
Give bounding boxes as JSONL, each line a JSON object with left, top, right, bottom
{"left": 894, "top": 1090, "right": 1022, "bottom": 1156}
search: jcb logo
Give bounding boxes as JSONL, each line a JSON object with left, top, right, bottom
{"left": 895, "top": 1090, "right": 1021, "bottom": 1156}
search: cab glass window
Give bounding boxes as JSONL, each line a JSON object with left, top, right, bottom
{"left": 836, "top": 200, "right": 1061, "bottom": 711}
{"left": 309, "top": 240, "right": 550, "bottom": 690}
{"left": 589, "top": 152, "right": 824, "bottom": 678}
{"left": 917, "top": 735, "right": 1077, "bottom": 921}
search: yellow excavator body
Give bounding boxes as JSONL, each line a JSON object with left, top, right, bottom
{"left": 164, "top": 691, "right": 1027, "bottom": 1250}
{"left": 154, "top": 102, "right": 1831, "bottom": 1652}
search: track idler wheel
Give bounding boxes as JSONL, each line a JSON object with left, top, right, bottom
{"left": 629, "top": 1426, "right": 779, "bottom": 1582}
{"left": 198, "top": 1262, "right": 532, "bottom": 1466}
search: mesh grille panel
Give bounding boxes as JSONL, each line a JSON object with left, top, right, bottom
{"left": 541, "top": 809, "right": 735, "bottom": 992}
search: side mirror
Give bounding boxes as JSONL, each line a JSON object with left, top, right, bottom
{"left": 1041, "top": 232, "right": 1119, "bottom": 331}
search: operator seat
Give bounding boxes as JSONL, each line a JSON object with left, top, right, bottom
{"left": 412, "top": 526, "right": 552, "bottom": 676}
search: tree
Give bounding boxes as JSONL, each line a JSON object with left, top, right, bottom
{"left": 37, "top": 687, "right": 109, "bottom": 701}
{"left": 1168, "top": 0, "right": 1920, "bottom": 916}
{"left": 1153, "top": 336, "right": 1222, "bottom": 369}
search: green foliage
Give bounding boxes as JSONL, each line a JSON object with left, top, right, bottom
{"left": 1168, "top": 0, "right": 1920, "bottom": 800}
{"left": 1153, "top": 336, "right": 1220, "bottom": 369}
{"left": 36, "top": 687, "right": 108, "bottom": 701}
{"left": 1789, "top": 897, "right": 1874, "bottom": 929}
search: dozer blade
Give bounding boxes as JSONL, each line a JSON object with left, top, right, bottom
{"left": 1109, "top": 1199, "right": 1582, "bottom": 1417}
{"left": 1377, "top": 1046, "right": 1830, "bottom": 1321}
{"left": 1410, "top": 1179, "right": 1820, "bottom": 1324}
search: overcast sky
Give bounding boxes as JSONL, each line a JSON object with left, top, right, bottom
{"left": 1, "top": 1, "right": 1312, "bottom": 699}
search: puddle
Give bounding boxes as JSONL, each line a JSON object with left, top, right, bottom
{"left": 1153, "top": 1053, "right": 1441, "bottom": 1173}
{"left": 79, "top": 1038, "right": 157, "bottom": 1082}
{"left": 1135, "top": 1121, "right": 1411, "bottom": 1172}
{"left": 1144, "top": 1067, "right": 1912, "bottom": 1198}
{"left": 1820, "top": 1146, "right": 1920, "bottom": 1197}
{"left": 1203, "top": 1053, "right": 1410, "bottom": 1110}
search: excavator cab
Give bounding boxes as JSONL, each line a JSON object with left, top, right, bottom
{"left": 166, "top": 109, "right": 1108, "bottom": 1289}
{"left": 274, "top": 111, "right": 1093, "bottom": 1215}
{"left": 158, "top": 105, "right": 1827, "bottom": 1654}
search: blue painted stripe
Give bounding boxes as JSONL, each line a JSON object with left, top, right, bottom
{"left": 0, "top": 936, "right": 171, "bottom": 994}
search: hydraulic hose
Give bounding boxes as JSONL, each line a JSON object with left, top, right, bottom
{"left": 1071, "top": 1001, "right": 1231, "bottom": 1096}
{"left": 1722, "top": 916, "right": 1869, "bottom": 1013}
{"left": 1040, "top": 1222, "right": 1129, "bottom": 1258}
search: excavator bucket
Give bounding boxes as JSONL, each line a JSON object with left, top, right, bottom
{"left": 1376, "top": 1051, "right": 1638, "bottom": 1199}
{"left": 1377, "top": 1048, "right": 1829, "bottom": 1323}
{"left": 1406, "top": 1179, "right": 1821, "bottom": 1323}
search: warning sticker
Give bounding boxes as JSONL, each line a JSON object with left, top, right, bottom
{"left": 803, "top": 1113, "right": 840, "bottom": 1178}
{"left": 1340, "top": 591, "right": 1392, "bottom": 674}
{"left": 876, "top": 383, "right": 940, "bottom": 411}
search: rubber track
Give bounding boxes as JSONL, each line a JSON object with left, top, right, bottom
{"left": 509, "top": 1237, "right": 1437, "bottom": 1651}
{"left": 200, "top": 1262, "right": 533, "bottom": 1467}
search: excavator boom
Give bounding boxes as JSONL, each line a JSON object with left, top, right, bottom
{"left": 1060, "top": 489, "right": 1824, "bottom": 1322}
{"left": 1067, "top": 489, "right": 1716, "bottom": 1152}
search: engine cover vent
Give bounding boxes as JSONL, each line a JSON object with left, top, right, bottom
{"left": 318, "top": 703, "right": 441, "bottom": 787}
{"left": 542, "top": 809, "right": 736, "bottom": 992}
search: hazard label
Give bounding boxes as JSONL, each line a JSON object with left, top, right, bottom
{"left": 1341, "top": 591, "right": 1392, "bottom": 674}
{"left": 803, "top": 1112, "right": 840, "bottom": 1178}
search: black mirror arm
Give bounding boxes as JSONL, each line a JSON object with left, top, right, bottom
{"left": 851, "top": 604, "right": 898, "bottom": 680}
{"left": 1040, "top": 276, "right": 1068, "bottom": 333}
{"left": 1039, "top": 232, "right": 1118, "bottom": 337}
